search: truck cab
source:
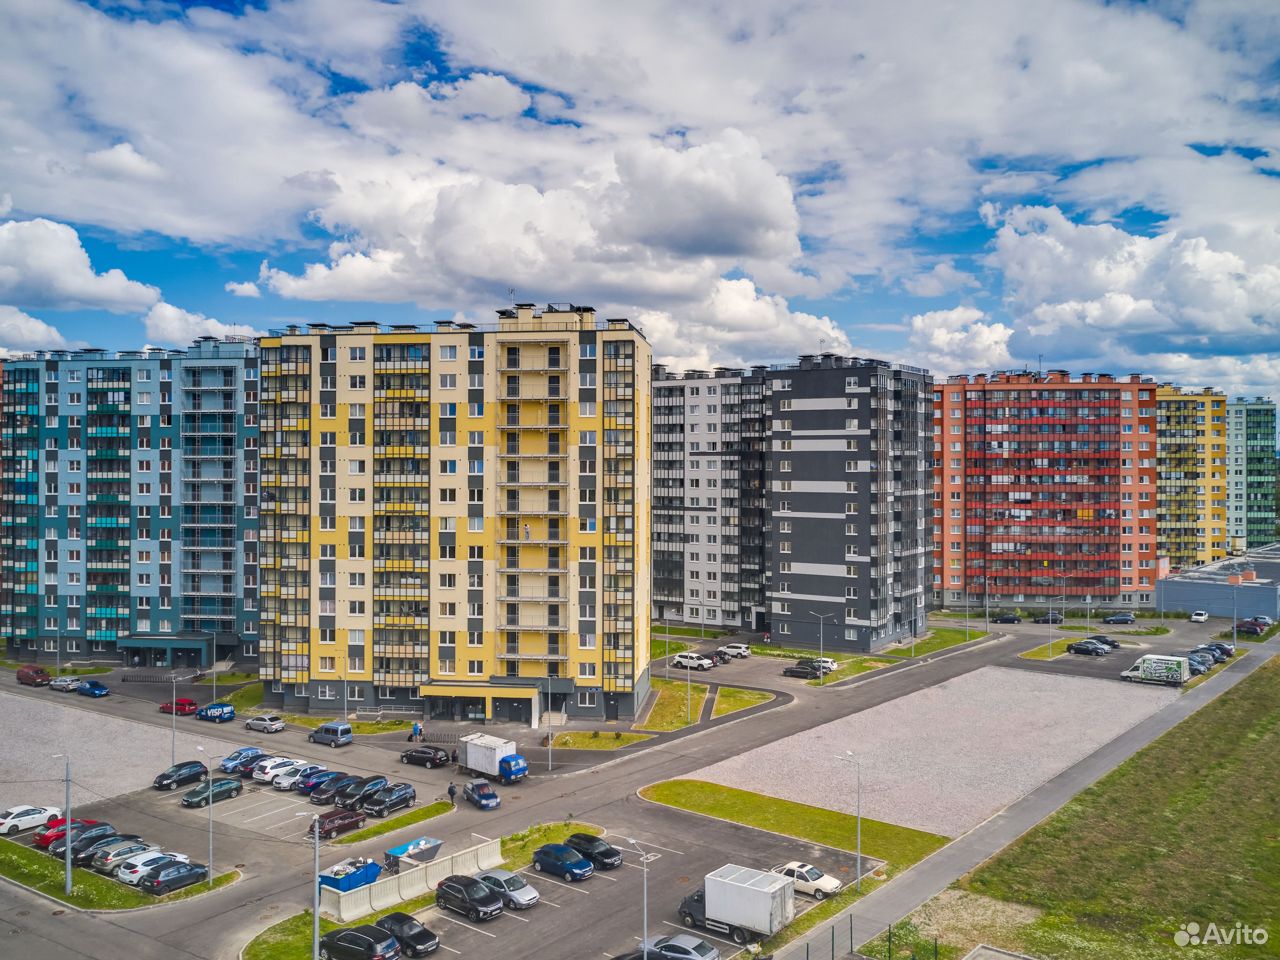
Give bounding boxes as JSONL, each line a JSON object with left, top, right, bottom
{"left": 498, "top": 754, "right": 528, "bottom": 784}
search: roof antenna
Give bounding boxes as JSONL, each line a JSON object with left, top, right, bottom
{"left": 507, "top": 287, "right": 516, "bottom": 306}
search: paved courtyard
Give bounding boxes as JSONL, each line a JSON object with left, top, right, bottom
{"left": 697, "top": 665, "right": 1178, "bottom": 837}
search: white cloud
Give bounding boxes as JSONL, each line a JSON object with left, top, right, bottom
{"left": 84, "top": 142, "right": 165, "bottom": 181}
{"left": 0, "top": 305, "right": 69, "bottom": 351}
{"left": 224, "top": 280, "right": 260, "bottom": 298}
{"left": 0, "top": 218, "right": 159, "bottom": 311}
{"left": 142, "top": 302, "right": 258, "bottom": 345}
{"left": 903, "top": 261, "right": 980, "bottom": 297}
{"left": 907, "top": 306, "right": 1014, "bottom": 373}
{"left": 429, "top": 73, "right": 532, "bottom": 119}
{"left": 0, "top": 194, "right": 10, "bottom": 217}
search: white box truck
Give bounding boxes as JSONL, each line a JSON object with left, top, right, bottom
{"left": 678, "top": 864, "right": 795, "bottom": 944}
{"left": 457, "top": 733, "right": 529, "bottom": 783}
{"left": 1120, "top": 654, "right": 1191, "bottom": 686}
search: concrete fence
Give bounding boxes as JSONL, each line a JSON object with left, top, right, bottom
{"left": 318, "top": 839, "right": 504, "bottom": 923}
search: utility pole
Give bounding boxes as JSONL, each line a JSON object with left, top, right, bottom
{"left": 53, "top": 754, "right": 71, "bottom": 895}
{"left": 809, "top": 611, "right": 834, "bottom": 683}
{"left": 836, "top": 752, "right": 863, "bottom": 891}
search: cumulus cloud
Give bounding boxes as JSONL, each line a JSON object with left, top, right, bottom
{"left": 0, "top": 218, "right": 159, "bottom": 312}
{"left": 84, "top": 142, "right": 165, "bottom": 181}
{"left": 907, "top": 306, "right": 1014, "bottom": 373}
{"left": 142, "top": 302, "right": 258, "bottom": 345}
{"left": 224, "top": 280, "right": 260, "bottom": 298}
{"left": 0, "top": 305, "right": 70, "bottom": 351}
{"left": 903, "top": 261, "right": 981, "bottom": 297}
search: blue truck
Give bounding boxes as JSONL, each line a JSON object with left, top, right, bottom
{"left": 458, "top": 733, "right": 528, "bottom": 784}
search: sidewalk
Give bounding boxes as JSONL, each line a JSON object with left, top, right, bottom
{"left": 773, "top": 642, "right": 1278, "bottom": 960}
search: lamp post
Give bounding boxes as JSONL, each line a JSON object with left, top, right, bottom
{"left": 56, "top": 629, "right": 61, "bottom": 679}
{"left": 1233, "top": 583, "right": 1238, "bottom": 645}
{"left": 835, "top": 752, "right": 863, "bottom": 891}
{"left": 170, "top": 672, "right": 178, "bottom": 766}
{"left": 620, "top": 837, "right": 650, "bottom": 954}
{"left": 296, "top": 812, "right": 321, "bottom": 960}
{"left": 53, "top": 753, "right": 71, "bottom": 895}
{"left": 195, "top": 746, "right": 218, "bottom": 886}
{"left": 808, "top": 611, "right": 834, "bottom": 684}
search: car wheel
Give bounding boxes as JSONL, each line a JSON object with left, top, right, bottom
{"left": 308, "top": 735, "right": 316, "bottom": 743}
{"left": 319, "top": 949, "right": 331, "bottom": 960}
{"left": 401, "top": 756, "right": 409, "bottom": 763}
{"left": 814, "top": 889, "right": 826, "bottom": 901}
{"left": 198, "top": 799, "right": 208, "bottom": 808}
{"left": 325, "top": 830, "right": 335, "bottom": 840}
{"left": 4, "top": 825, "right": 15, "bottom": 836}
{"left": 533, "top": 861, "right": 543, "bottom": 872}
{"left": 198, "top": 773, "right": 208, "bottom": 782}
{"left": 232, "top": 789, "right": 241, "bottom": 797}
{"left": 681, "top": 913, "right": 696, "bottom": 928}
{"left": 732, "top": 927, "right": 749, "bottom": 945}
{"left": 330, "top": 742, "right": 337, "bottom": 748}
{"left": 468, "top": 908, "right": 480, "bottom": 922}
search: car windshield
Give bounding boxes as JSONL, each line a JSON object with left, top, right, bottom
{"left": 397, "top": 918, "right": 426, "bottom": 936}
{"left": 800, "top": 866, "right": 822, "bottom": 881}
{"left": 502, "top": 875, "right": 527, "bottom": 891}
{"left": 462, "top": 880, "right": 490, "bottom": 898}
{"left": 577, "top": 837, "right": 605, "bottom": 852}
{"left": 476, "top": 786, "right": 494, "bottom": 797}
{"left": 691, "top": 942, "right": 715, "bottom": 957}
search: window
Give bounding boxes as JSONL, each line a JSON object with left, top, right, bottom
{"left": 349, "top": 346, "right": 366, "bottom": 361}
{"left": 318, "top": 657, "right": 336, "bottom": 672}
{"left": 349, "top": 460, "right": 366, "bottom": 475}
{"left": 440, "top": 345, "right": 458, "bottom": 360}
{"left": 349, "top": 375, "right": 366, "bottom": 390}
{"left": 577, "top": 690, "right": 597, "bottom": 708}
{"left": 577, "top": 662, "right": 598, "bottom": 679}
{"left": 439, "top": 374, "right": 457, "bottom": 389}
{"left": 467, "top": 660, "right": 484, "bottom": 676}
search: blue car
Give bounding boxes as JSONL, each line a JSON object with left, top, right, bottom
{"left": 219, "top": 747, "right": 264, "bottom": 774}
{"left": 462, "top": 779, "right": 500, "bottom": 810}
{"left": 532, "top": 844, "right": 593, "bottom": 881}
{"left": 77, "top": 680, "right": 109, "bottom": 698}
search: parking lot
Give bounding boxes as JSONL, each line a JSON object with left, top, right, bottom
{"left": 997, "top": 619, "right": 1236, "bottom": 682}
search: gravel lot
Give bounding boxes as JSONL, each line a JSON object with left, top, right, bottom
{"left": 0, "top": 690, "right": 246, "bottom": 812}
{"left": 697, "top": 665, "right": 1178, "bottom": 837}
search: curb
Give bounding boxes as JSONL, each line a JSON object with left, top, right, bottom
{"left": 0, "top": 867, "right": 244, "bottom": 916}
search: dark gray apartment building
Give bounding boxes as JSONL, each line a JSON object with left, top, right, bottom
{"left": 766, "top": 355, "right": 932, "bottom": 652}
{"left": 652, "top": 365, "right": 769, "bottom": 632}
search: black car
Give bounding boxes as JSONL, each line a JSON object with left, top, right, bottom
{"left": 709, "top": 650, "right": 731, "bottom": 665}
{"left": 782, "top": 664, "right": 821, "bottom": 679}
{"left": 310, "top": 773, "right": 363, "bottom": 805}
{"left": 400, "top": 746, "right": 450, "bottom": 768}
{"left": 565, "top": 832, "right": 623, "bottom": 869}
{"left": 335, "top": 776, "right": 390, "bottom": 811}
{"left": 319, "top": 925, "right": 403, "bottom": 960}
{"left": 1205, "top": 639, "right": 1236, "bottom": 656}
{"left": 141, "top": 860, "right": 208, "bottom": 895}
{"left": 375, "top": 912, "right": 439, "bottom": 957}
{"left": 153, "top": 760, "right": 208, "bottom": 791}
{"left": 49, "top": 822, "right": 116, "bottom": 857}
{"left": 72, "top": 833, "right": 142, "bottom": 866}
{"left": 363, "top": 783, "right": 416, "bottom": 818}
{"left": 1066, "top": 639, "right": 1109, "bottom": 657}
{"left": 991, "top": 614, "right": 1022, "bottom": 624}
{"left": 1184, "top": 655, "right": 1211, "bottom": 676}
{"left": 1033, "top": 612, "right": 1064, "bottom": 624}
{"left": 1191, "top": 644, "right": 1228, "bottom": 664}
{"left": 1086, "top": 635, "right": 1120, "bottom": 649}
{"left": 435, "top": 874, "right": 503, "bottom": 922}
{"left": 232, "top": 754, "right": 277, "bottom": 778}
{"left": 1103, "top": 612, "right": 1136, "bottom": 625}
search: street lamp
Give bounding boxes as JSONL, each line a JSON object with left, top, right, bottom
{"left": 808, "top": 611, "right": 834, "bottom": 684}
{"left": 616, "top": 837, "right": 650, "bottom": 954}
{"left": 52, "top": 753, "right": 71, "bottom": 895}
{"left": 834, "top": 751, "right": 863, "bottom": 891}
{"left": 195, "top": 746, "right": 219, "bottom": 887}
{"left": 296, "top": 812, "right": 321, "bottom": 960}
{"left": 170, "top": 672, "right": 178, "bottom": 766}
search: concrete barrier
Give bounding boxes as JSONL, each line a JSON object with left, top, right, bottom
{"left": 322, "top": 839, "right": 503, "bottom": 922}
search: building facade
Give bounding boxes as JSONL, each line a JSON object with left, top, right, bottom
{"left": 932, "top": 371, "right": 1163, "bottom": 612}
{"left": 766, "top": 355, "right": 932, "bottom": 652}
{"left": 1225, "top": 398, "right": 1276, "bottom": 553}
{"left": 1156, "top": 386, "right": 1227, "bottom": 570}
{"left": 651, "top": 366, "right": 769, "bottom": 632}
{"left": 257, "top": 305, "right": 650, "bottom": 722}
{"left": 0, "top": 340, "right": 260, "bottom": 668}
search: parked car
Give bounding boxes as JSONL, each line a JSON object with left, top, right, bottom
{"left": 181, "top": 778, "right": 242, "bottom": 807}
{"left": 196, "top": 702, "right": 236, "bottom": 723}
{"left": 33, "top": 818, "right": 98, "bottom": 849}
{"left": 336, "top": 776, "right": 390, "bottom": 811}
{"left": 308, "top": 722, "right": 354, "bottom": 748}
{"left": 318, "top": 925, "right": 403, "bottom": 960}
{"left": 1249, "top": 615, "right": 1275, "bottom": 626}
{"left": 782, "top": 664, "right": 822, "bottom": 679}
{"left": 50, "top": 823, "right": 117, "bottom": 859}
{"left": 1235, "top": 620, "right": 1266, "bottom": 636}
{"left": 1066, "top": 639, "right": 1110, "bottom": 657}
{"left": 671, "top": 652, "right": 715, "bottom": 671}
{"left": 0, "top": 805, "right": 61, "bottom": 835}
{"left": 297, "top": 769, "right": 346, "bottom": 795}
{"left": 310, "top": 774, "right": 362, "bottom": 806}
{"left": 1189, "top": 610, "right": 1209, "bottom": 623}
{"left": 253, "top": 757, "right": 305, "bottom": 785}
{"left": 1086, "top": 635, "right": 1120, "bottom": 649}
{"left": 374, "top": 911, "right": 439, "bottom": 957}
{"left": 141, "top": 860, "right": 208, "bottom": 895}
{"left": 1206, "top": 639, "right": 1237, "bottom": 656}
{"left": 435, "top": 874, "right": 504, "bottom": 921}
{"left": 532, "top": 843, "right": 594, "bottom": 881}
{"left": 16, "top": 665, "right": 52, "bottom": 686}
{"left": 115, "top": 851, "right": 189, "bottom": 885}
{"left": 770, "top": 861, "right": 842, "bottom": 900}
{"left": 153, "top": 761, "right": 208, "bottom": 791}
{"left": 476, "top": 867, "right": 540, "bottom": 909}
{"left": 719, "top": 642, "right": 751, "bottom": 658}
{"left": 275, "top": 763, "right": 326, "bottom": 792}
{"left": 72, "top": 833, "right": 142, "bottom": 866}
{"left": 49, "top": 675, "right": 83, "bottom": 692}
{"left": 1191, "top": 644, "right": 1228, "bottom": 664}
{"left": 1184, "top": 656, "right": 1210, "bottom": 676}
{"left": 1033, "top": 612, "right": 1064, "bottom": 625}
{"left": 92, "top": 840, "right": 159, "bottom": 874}
{"left": 639, "top": 934, "right": 721, "bottom": 960}
{"left": 709, "top": 650, "right": 731, "bottom": 665}
{"left": 991, "top": 613, "right": 1022, "bottom": 624}
{"left": 362, "top": 783, "right": 416, "bottom": 818}
{"left": 795, "top": 658, "right": 834, "bottom": 674}
{"left": 160, "top": 698, "right": 198, "bottom": 715}
{"left": 565, "top": 832, "right": 622, "bottom": 869}
{"left": 310, "top": 808, "right": 367, "bottom": 840}
{"left": 219, "top": 746, "right": 264, "bottom": 773}
{"left": 245, "top": 714, "right": 287, "bottom": 733}
{"left": 77, "top": 679, "right": 109, "bottom": 698}
{"left": 462, "top": 779, "right": 500, "bottom": 810}
{"left": 1103, "top": 612, "right": 1136, "bottom": 625}
{"left": 400, "top": 746, "right": 449, "bottom": 768}
{"left": 232, "top": 753, "right": 278, "bottom": 777}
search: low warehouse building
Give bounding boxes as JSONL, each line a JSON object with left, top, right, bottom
{"left": 1155, "top": 546, "right": 1280, "bottom": 620}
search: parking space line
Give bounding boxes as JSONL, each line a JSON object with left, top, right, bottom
{"left": 536, "top": 898, "right": 561, "bottom": 908}
{"left": 436, "top": 945, "right": 461, "bottom": 955}
{"left": 605, "top": 834, "right": 685, "bottom": 855}
{"left": 497, "top": 910, "right": 530, "bottom": 923}
{"left": 661, "top": 919, "right": 737, "bottom": 947}
{"left": 431, "top": 913, "right": 497, "bottom": 937}
{"left": 241, "top": 805, "right": 303, "bottom": 823}
{"left": 226, "top": 797, "right": 279, "bottom": 814}
{"left": 590, "top": 871, "right": 617, "bottom": 882}
{"left": 517, "top": 870, "right": 591, "bottom": 893}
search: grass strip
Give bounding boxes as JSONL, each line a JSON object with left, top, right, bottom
{"left": 286, "top": 714, "right": 414, "bottom": 735}
{"left": 1183, "top": 648, "right": 1248, "bottom": 690}
{"left": 652, "top": 625, "right": 726, "bottom": 639}
{"left": 332, "top": 801, "right": 452, "bottom": 846}
{"left": 749, "top": 644, "right": 851, "bottom": 662}
{"left": 636, "top": 678, "right": 708, "bottom": 732}
{"left": 226, "top": 683, "right": 265, "bottom": 713}
{"left": 1017, "top": 641, "right": 1065, "bottom": 661}
{"left": 808, "top": 658, "right": 893, "bottom": 685}
{"left": 710, "top": 686, "right": 775, "bottom": 717}
{"left": 196, "top": 671, "right": 258, "bottom": 684}
{"left": 651, "top": 637, "right": 691, "bottom": 659}
{"left": 551, "top": 731, "right": 655, "bottom": 749}
{"left": 891, "top": 627, "right": 989, "bottom": 658}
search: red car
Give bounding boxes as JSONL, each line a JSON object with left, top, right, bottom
{"left": 33, "top": 818, "right": 99, "bottom": 848}
{"left": 160, "top": 698, "right": 199, "bottom": 716}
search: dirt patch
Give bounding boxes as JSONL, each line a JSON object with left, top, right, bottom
{"left": 912, "top": 889, "right": 1040, "bottom": 953}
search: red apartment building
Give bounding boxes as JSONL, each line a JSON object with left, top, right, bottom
{"left": 933, "top": 371, "right": 1167, "bottom": 612}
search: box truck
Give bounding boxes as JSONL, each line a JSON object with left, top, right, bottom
{"left": 678, "top": 864, "right": 795, "bottom": 945}
{"left": 457, "top": 732, "right": 528, "bottom": 784}
{"left": 1120, "top": 654, "right": 1191, "bottom": 686}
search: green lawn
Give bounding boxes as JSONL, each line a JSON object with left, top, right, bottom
{"left": 893, "top": 627, "right": 990, "bottom": 658}
{"left": 1018, "top": 641, "right": 1065, "bottom": 661}
{"left": 226, "top": 682, "right": 265, "bottom": 713}
{"left": 284, "top": 714, "right": 414, "bottom": 735}
{"left": 864, "top": 657, "right": 1280, "bottom": 959}
{"left": 333, "top": 801, "right": 451, "bottom": 845}
{"left": 807, "top": 657, "right": 894, "bottom": 685}
{"left": 651, "top": 637, "right": 691, "bottom": 659}
{"left": 1117, "top": 625, "right": 1171, "bottom": 636}
{"left": 749, "top": 643, "right": 851, "bottom": 662}
{"left": 499, "top": 821, "right": 602, "bottom": 871}
{"left": 652, "top": 624, "right": 726, "bottom": 639}
{"left": 197, "top": 671, "right": 258, "bottom": 684}
{"left": 552, "top": 731, "right": 655, "bottom": 749}
{"left": 637, "top": 677, "right": 708, "bottom": 732}
{"left": 1215, "top": 622, "right": 1279, "bottom": 643}
{"left": 710, "top": 686, "right": 775, "bottom": 717}
{"left": 0, "top": 659, "right": 111, "bottom": 676}
{"left": 1183, "top": 648, "right": 1248, "bottom": 691}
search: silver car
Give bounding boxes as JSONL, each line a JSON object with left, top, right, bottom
{"left": 50, "top": 675, "right": 82, "bottom": 692}
{"left": 116, "top": 850, "right": 189, "bottom": 885}
{"left": 640, "top": 933, "right": 720, "bottom": 960}
{"left": 92, "top": 840, "right": 158, "bottom": 874}
{"left": 245, "top": 714, "right": 286, "bottom": 733}
{"left": 274, "top": 763, "right": 326, "bottom": 791}
{"left": 476, "top": 867, "right": 540, "bottom": 909}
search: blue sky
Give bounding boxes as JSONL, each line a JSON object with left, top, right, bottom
{"left": 2, "top": 0, "right": 1279, "bottom": 395}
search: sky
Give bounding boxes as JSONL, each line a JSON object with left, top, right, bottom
{"left": 1, "top": 0, "right": 1279, "bottom": 396}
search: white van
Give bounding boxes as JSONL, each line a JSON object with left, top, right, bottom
{"left": 1120, "top": 655, "right": 1190, "bottom": 686}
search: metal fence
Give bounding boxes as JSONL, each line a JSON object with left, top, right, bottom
{"left": 774, "top": 913, "right": 865, "bottom": 960}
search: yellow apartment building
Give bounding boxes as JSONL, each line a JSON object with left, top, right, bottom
{"left": 1156, "top": 385, "right": 1227, "bottom": 570}
{"left": 257, "top": 304, "right": 651, "bottom": 723}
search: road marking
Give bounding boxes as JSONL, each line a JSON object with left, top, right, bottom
{"left": 240, "top": 804, "right": 304, "bottom": 823}
{"left": 226, "top": 796, "right": 279, "bottom": 814}
{"left": 589, "top": 870, "right": 617, "bottom": 882}
{"left": 497, "top": 910, "right": 529, "bottom": 923}
{"left": 432, "top": 912, "right": 497, "bottom": 937}
{"left": 471, "top": 833, "right": 492, "bottom": 841}
{"left": 436, "top": 945, "right": 461, "bottom": 955}
{"left": 517, "top": 869, "right": 591, "bottom": 892}
{"left": 661, "top": 919, "right": 738, "bottom": 946}
{"left": 535, "top": 897, "right": 560, "bottom": 908}
{"left": 606, "top": 834, "right": 685, "bottom": 855}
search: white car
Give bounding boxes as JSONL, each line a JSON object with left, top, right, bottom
{"left": 1250, "top": 615, "right": 1274, "bottom": 626}
{"left": 245, "top": 714, "right": 286, "bottom": 733}
{"left": 771, "top": 861, "right": 842, "bottom": 900}
{"left": 671, "top": 652, "right": 715, "bottom": 671}
{"left": 1189, "top": 610, "right": 1209, "bottom": 623}
{"left": 115, "top": 850, "right": 189, "bottom": 886}
{"left": 719, "top": 642, "right": 751, "bottom": 658}
{"left": 812, "top": 657, "right": 839, "bottom": 672}
{"left": 0, "top": 805, "right": 62, "bottom": 836}
{"left": 253, "top": 757, "right": 304, "bottom": 784}
{"left": 274, "top": 763, "right": 326, "bottom": 791}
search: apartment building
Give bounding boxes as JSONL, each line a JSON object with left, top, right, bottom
{"left": 1226, "top": 398, "right": 1277, "bottom": 553}
{"left": 767, "top": 355, "right": 932, "bottom": 652}
{"left": 1156, "top": 386, "right": 1227, "bottom": 569}
{"left": 932, "top": 371, "right": 1163, "bottom": 611}
{"left": 257, "top": 304, "right": 650, "bottom": 723}
{"left": 0, "top": 340, "right": 260, "bottom": 668}
{"left": 651, "top": 365, "right": 769, "bottom": 632}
